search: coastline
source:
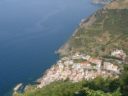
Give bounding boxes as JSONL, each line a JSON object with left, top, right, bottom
{"left": 57, "top": 9, "right": 101, "bottom": 56}
{"left": 13, "top": 0, "right": 114, "bottom": 93}
{"left": 36, "top": 0, "right": 114, "bottom": 87}
{"left": 57, "top": 14, "right": 96, "bottom": 56}
{"left": 57, "top": 0, "right": 114, "bottom": 56}
{"left": 13, "top": 0, "right": 128, "bottom": 95}
{"left": 36, "top": 0, "right": 111, "bottom": 86}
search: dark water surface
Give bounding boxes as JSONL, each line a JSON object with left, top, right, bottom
{"left": 0, "top": 0, "right": 102, "bottom": 95}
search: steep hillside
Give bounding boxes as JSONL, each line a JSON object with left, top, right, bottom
{"left": 64, "top": 9, "right": 128, "bottom": 58}
{"left": 59, "top": 0, "right": 128, "bottom": 59}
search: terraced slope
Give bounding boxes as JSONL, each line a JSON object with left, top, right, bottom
{"left": 59, "top": 2, "right": 128, "bottom": 61}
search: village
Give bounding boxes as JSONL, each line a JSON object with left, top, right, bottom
{"left": 37, "top": 49, "right": 126, "bottom": 88}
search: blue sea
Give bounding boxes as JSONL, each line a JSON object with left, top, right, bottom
{"left": 0, "top": 0, "right": 102, "bottom": 95}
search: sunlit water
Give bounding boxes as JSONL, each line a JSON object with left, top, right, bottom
{"left": 0, "top": 0, "right": 102, "bottom": 95}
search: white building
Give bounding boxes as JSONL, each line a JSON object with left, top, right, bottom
{"left": 103, "top": 62, "right": 119, "bottom": 73}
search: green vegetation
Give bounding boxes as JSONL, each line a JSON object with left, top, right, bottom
{"left": 13, "top": 64, "right": 128, "bottom": 96}
{"left": 14, "top": 78, "right": 121, "bottom": 96}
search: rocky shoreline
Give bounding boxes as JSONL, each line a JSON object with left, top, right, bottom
{"left": 36, "top": 0, "right": 128, "bottom": 89}
{"left": 13, "top": 0, "right": 128, "bottom": 95}
{"left": 14, "top": 0, "right": 120, "bottom": 93}
{"left": 57, "top": 0, "right": 118, "bottom": 56}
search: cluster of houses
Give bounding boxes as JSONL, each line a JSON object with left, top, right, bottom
{"left": 111, "top": 49, "right": 126, "bottom": 60}
{"left": 37, "top": 49, "right": 126, "bottom": 88}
